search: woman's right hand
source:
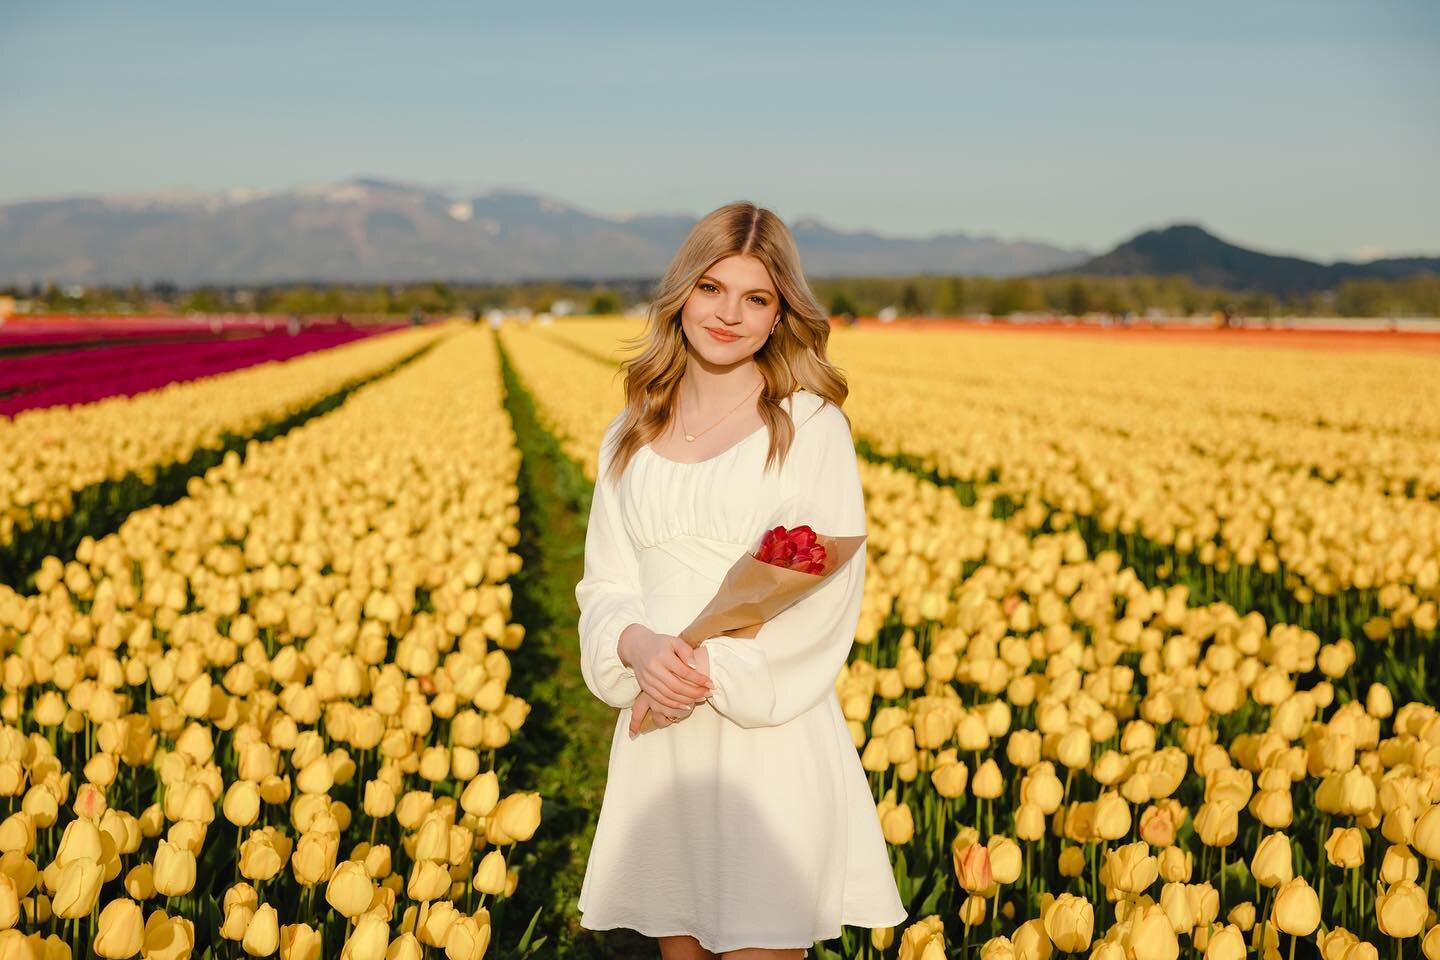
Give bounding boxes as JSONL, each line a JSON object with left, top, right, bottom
{"left": 619, "top": 625, "right": 713, "bottom": 709}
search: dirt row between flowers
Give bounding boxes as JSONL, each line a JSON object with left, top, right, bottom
{"left": 495, "top": 336, "right": 653, "bottom": 959}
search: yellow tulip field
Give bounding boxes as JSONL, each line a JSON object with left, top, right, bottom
{"left": 2, "top": 315, "right": 1439, "bottom": 959}
{"left": 0, "top": 324, "right": 542, "bottom": 959}
{"left": 510, "top": 320, "right": 1440, "bottom": 960}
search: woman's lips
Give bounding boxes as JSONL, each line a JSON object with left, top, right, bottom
{"left": 707, "top": 327, "right": 740, "bottom": 342}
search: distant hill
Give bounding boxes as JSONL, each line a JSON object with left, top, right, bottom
{"left": 0, "top": 177, "right": 1091, "bottom": 286}
{"left": 1057, "top": 223, "right": 1440, "bottom": 298}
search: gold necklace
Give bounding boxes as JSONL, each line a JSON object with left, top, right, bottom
{"left": 678, "top": 380, "right": 762, "bottom": 442}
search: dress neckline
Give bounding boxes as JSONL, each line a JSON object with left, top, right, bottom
{"left": 640, "top": 389, "right": 806, "bottom": 467}
{"left": 642, "top": 420, "right": 768, "bottom": 467}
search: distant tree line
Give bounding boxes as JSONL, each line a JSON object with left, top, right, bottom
{"left": 4, "top": 272, "right": 1437, "bottom": 318}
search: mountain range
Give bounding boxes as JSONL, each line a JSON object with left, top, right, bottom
{"left": 1, "top": 177, "right": 1435, "bottom": 296}
{"left": 0, "top": 177, "right": 1086, "bottom": 287}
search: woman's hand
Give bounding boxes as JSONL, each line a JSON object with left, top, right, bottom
{"left": 629, "top": 691, "right": 694, "bottom": 738}
{"left": 628, "top": 645, "right": 714, "bottom": 738}
{"left": 619, "top": 626, "right": 713, "bottom": 709}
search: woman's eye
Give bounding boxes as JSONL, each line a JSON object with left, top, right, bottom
{"left": 697, "top": 282, "right": 765, "bottom": 305}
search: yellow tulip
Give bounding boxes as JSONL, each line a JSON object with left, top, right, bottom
{"left": 141, "top": 910, "right": 195, "bottom": 960}
{"left": 1042, "top": 893, "right": 1093, "bottom": 952}
{"left": 326, "top": 861, "right": 376, "bottom": 919}
{"left": 406, "top": 859, "right": 450, "bottom": 903}
{"left": 242, "top": 904, "right": 280, "bottom": 957}
{"left": 52, "top": 857, "right": 104, "bottom": 920}
{"left": 385, "top": 933, "right": 422, "bottom": 960}
{"left": 444, "top": 916, "right": 490, "bottom": 960}
{"left": 1272, "top": 877, "right": 1321, "bottom": 936}
{"left": 1193, "top": 801, "right": 1238, "bottom": 847}
{"left": 1414, "top": 805, "right": 1440, "bottom": 862}
{"left": 223, "top": 781, "right": 261, "bottom": 828}
{"left": 492, "top": 792, "right": 542, "bottom": 843}
{"left": 958, "top": 894, "right": 987, "bottom": 928}
{"left": 152, "top": 839, "right": 196, "bottom": 897}
{"left": 1092, "top": 792, "right": 1131, "bottom": 841}
{"left": 458, "top": 773, "right": 499, "bottom": 818}
{"left": 1422, "top": 924, "right": 1440, "bottom": 960}
{"left": 896, "top": 915, "right": 946, "bottom": 960}
{"left": 1375, "top": 879, "right": 1427, "bottom": 939}
{"left": 416, "top": 901, "right": 459, "bottom": 948}
{"left": 1250, "top": 832, "right": 1293, "bottom": 888}
{"left": 1010, "top": 918, "right": 1048, "bottom": 960}
{"left": 881, "top": 802, "right": 915, "bottom": 845}
{"left": 972, "top": 760, "right": 1004, "bottom": 799}
{"left": 987, "top": 836, "right": 1022, "bottom": 885}
{"left": 1058, "top": 847, "right": 1085, "bottom": 879}
{"left": 472, "top": 850, "right": 507, "bottom": 896}
{"left": 1103, "top": 841, "right": 1158, "bottom": 896}
{"left": 1121, "top": 902, "right": 1178, "bottom": 960}
{"left": 279, "top": 923, "right": 322, "bottom": 960}
{"left": 1324, "top": 827, "right": 1366, "bottom": 869}
{"left": 1203, "top": 924, "right": 1245, "bottom": 960}
{"left": 0, "top": 876, "right": 16, "bottom": 930}
{"left": 93, "top": 897, "right": 144, "bottom": 959}
{"left": 341, "top": 914, "right": 389, "bottom": 960}
{"left": 932, "top": 762, "right": 969, "bottom": 799}
{"left": 978, "top": 935, "right": 1013, "bottom": 960}
{"left": 1319, "top": 927, "right": 1358, "bottom": 960}
{"left": 1158, "top": 847, "right": 1192, "bottom": 884}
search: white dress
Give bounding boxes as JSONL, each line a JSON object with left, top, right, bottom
{"left": 575, "top": 389, "right": 908, "bottom": 952}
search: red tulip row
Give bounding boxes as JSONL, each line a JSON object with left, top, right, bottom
{"left": 0, "top": 327, "right": 399, "bottom": 416}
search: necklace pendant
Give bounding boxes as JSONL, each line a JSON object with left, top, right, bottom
{"left": 684, "top": 434, "right": 695, "bottom": 442}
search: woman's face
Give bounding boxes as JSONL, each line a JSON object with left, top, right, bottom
{"left": 679, "top": 254, "right": 781, "bottom": 366}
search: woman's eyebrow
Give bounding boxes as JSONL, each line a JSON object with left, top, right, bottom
{"left": 700, "top": 275, "right": 775, "bottom": 297}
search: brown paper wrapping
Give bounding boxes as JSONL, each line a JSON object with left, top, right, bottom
{"left": 634, "top": 531, "right": 866, "bottom": 733}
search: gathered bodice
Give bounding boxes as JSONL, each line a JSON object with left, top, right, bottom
{"left": 614, "top": 389, "right": 823, "bottom": 603}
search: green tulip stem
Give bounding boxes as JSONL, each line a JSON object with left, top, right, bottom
{"left": 1350, "top": 865, "right": 1359, "bottom": 933}
{"left": 1024, "top": 840, "right": 1031, "bottom": 905}
{"left": 1219, "top": 844, "right": 1226, "bottom": 911}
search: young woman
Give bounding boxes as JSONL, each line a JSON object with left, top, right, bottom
{"left": 574, "top": 201, "right": 907, "bottom": 957}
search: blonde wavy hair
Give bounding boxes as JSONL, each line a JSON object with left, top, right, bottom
{"left": 602, "top": 201, "right": 850, "bottom": 488}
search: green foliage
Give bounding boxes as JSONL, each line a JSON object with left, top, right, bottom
{"left": 494, "top": 337, "right": 653, "bottom": 957}
{"left": 588, "top": 292, "right": 619, "bottom": 315}
{"left": 14, "top": 271, "right": 1440, "bottom": 318}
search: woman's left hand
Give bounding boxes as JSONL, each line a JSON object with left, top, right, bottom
{"left": 629, "top": 691, "right": 694, "bottom": 737}
{"left": 628, "top": 646, "right": 711, "bottom": 737}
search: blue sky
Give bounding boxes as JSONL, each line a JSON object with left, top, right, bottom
{"left": 2, "top": 1, "right": 1437, "bottom": 261}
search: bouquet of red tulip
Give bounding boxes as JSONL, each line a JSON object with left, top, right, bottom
{"left": 634, "top": 499, "right": 866, "bottom": 733}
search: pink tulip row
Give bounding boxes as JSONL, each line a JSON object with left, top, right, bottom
{"left": 0, "top": 314, "right": 403, "bottom": 350}
{"left": 0, "top": 327, "right": 395, "bottom": 416}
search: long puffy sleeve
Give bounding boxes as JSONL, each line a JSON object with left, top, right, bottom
{"left": 702, "top": 401, "right": 868, "bottom": 729}
{"left": 576, "top": 418, "right": 651, "bottom": 709}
